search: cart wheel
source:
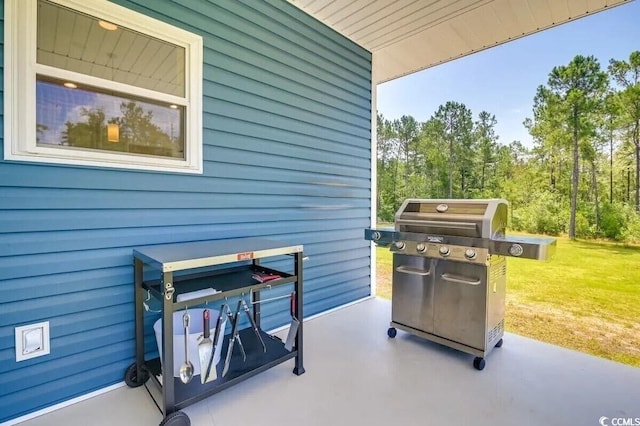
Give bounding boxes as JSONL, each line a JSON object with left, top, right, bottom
{"left": 495, "top": 338, "right": 503, "bottom": 348}
{"left": 387, "top": 327, "right": 397, "bottom": 338}
{"left": 124, "top": 363, "right": 150, "bottom": 388}
{"left": 159, "top": 411, "right": 190, "bottom": 426}
{"left": 473, "top": 357, "right": 486, "bottom": 371}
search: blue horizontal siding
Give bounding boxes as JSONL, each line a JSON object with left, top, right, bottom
{"left": 202, "top": 51, "right": 368, "bottom": 112}
{"left": 0, "top": 0, "right": 371, "bottom": 422}
{"left": 0, "top": 359, "right": 134, "bottom": 417}
{"left": 205, "top": 101, "right": 370, "bottom": 149}
{"left": 205, "top": 67, "right": 369, "bottom": 133}
{"left": 1, "top": 268, "right": 132, "bottom": 304}
{"left": 203, "top": 146, "right": 369, "bottom": 177}
{"left": 0, "top": 237, "right": 369, "bottom": 280}
{"left": 0, "top": 208, "right": 370, "bottom": 231}
{"left": 1, "top": 219, "right": 368, "bottom": 256}
{"left": 204, "top": 124, "right": 369, "bottom": 160}
{"left": 236, "top": 0, "right": 370, "bottom": 71}
{"left": 0, "top": 161, "right": 370, "bottom": 191}
{"left": 0, "top": 187, "right": 370, "bottom": 210}
{"left": 204, "top": 131, "right": 371, "bottom": 166}
{"left": 206, "top": 63, "right": 370, "bottom": 122}
{"left": 207, "top": 84, "right": 370, "bottom": 138}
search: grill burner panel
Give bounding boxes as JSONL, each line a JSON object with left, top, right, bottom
{"left": 365, "top": 198, "right": 556, "bottom": 370}
{"left": 390, "top": 240, "right": 490, "bottom": 264}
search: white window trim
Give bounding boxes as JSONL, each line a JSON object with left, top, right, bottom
{"left": 4, "top": 0, "right": 204, "bottom": 174}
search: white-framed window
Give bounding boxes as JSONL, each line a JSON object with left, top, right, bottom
{"left": 4, "top": 0, "right": 203, "bottom": 174}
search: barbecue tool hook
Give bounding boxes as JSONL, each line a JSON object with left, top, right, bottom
{"left": 249, "top": 285, "right": 291, "bottom": 305}
{"left": 143, "top": 290, "right": 161, "bottom": 313}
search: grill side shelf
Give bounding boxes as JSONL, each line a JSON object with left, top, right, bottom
{"left": 491, "top": 236, "right": 557, "bottom": 261}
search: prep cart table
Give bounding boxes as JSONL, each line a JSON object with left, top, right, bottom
{"left": 125, "top": 238, "right": 305, "bottom": 426}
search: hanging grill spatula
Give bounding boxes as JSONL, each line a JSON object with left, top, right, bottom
{"left": 284, "top": 292, "right": 300, "bottom": 351}
{"left": 197, "top": 309, "right": 213, "bottom": 384}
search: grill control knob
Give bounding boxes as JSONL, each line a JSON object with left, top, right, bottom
{"left": 416, "top": 243, "right": 426, "bottom": 253}
{"left": 395, "top": 241, "right": 406, "bottom": 250}
{"left": 464, "top": 249, "right": 477, "bottom": 260}
{"left": 438, "top": 246, "right": 450, "bottom": 257}
{"left": 372, "top": 231, "right": 381, "bottom": 241}
{"left": 508, "top": 244, "right": 524, "bottom": 257}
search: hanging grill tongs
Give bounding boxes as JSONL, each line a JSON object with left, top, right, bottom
{"left": 221, "top": 296, "right": 270, "bottom": 377}
{"left": 240, "top": 298, "right": 267, "bottom": 353}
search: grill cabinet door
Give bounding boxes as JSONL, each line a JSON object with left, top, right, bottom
{"left": 391, "top": 254, "right": 435, "bottom": 333}
{"left": 433, "top": 260, "right": 488, "bottom": 350}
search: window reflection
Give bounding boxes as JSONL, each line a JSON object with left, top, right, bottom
{"left": 37, "top": 0, "right": 185, "bottom": 97}
{"left": 36, "top": 78, "right": 185, "bottom": 159}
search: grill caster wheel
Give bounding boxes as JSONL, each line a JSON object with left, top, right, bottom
{"left": 495, "top": 338, "right": 503, "bottom": 348}
{"left": 124, "top": 363, "right": 149, "bottom": 388}
{"left": 473, "top": 357, "right": 486, "bottom": 371}
{"left": 387, "top": 327, "right": 397, "bottom": 338}
{"left": 160, "top": 411, "right": 190, "bottom": 426}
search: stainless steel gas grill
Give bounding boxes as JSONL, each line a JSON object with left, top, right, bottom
{"left": 365, "top": 199, "right": 556, "bottom": 370}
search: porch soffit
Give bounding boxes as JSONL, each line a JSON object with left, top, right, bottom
{"left": 288, "top": 0, "right": 632, "bottom": 84}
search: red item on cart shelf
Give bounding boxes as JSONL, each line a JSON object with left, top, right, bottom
{"left": 251, "top": 273, "right": 281, "bottom": 283}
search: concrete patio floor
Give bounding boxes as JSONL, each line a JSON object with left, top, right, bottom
{"left": 14, "top": 297, "right": 640, "bottom": 426}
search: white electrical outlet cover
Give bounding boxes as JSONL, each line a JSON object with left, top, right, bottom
{"left": 24, "top": 328, "right": 43, "bottom": 353}
{"left": 15, "top": 321, "right": 50, "bottom": 362}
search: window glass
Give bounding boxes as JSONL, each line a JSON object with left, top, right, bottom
{"left": 37, "top": 0, "right": 186, "bottom": 97}
{"left": 36, "top": 77, "right": 185, "bottom": 158}
{"left": 5, "top": 0, "right": 202, "bottom": 173}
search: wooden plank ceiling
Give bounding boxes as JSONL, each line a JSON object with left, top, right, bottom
{"left": 288, "top": 0, "right": 632, "bottom": 83}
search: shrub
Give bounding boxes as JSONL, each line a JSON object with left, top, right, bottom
{"left": 621, "top": 210, "right": 640, "bottom": 243}
{"left": 598, "top": 202, "right": 640, "bottom": 243}
{"left": 599, "top": 202, "right": 626, "bottom": 240}
{"left": 575, "top": 211, "right": 595, "bottom": 238}
{"left": 510, "top": 191, "right": 568, "bottom": 235}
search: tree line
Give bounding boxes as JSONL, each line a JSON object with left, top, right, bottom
{"left": 377, "top": 52, "right": 640, "bottom": 243}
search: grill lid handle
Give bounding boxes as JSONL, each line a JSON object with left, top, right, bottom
{"left": 396, "top": 219, "right": 478, "bottom": 231}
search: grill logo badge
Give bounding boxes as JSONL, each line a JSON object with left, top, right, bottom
{"left": 427, "top": 236, "right": 443, "bottom": 243}
{"left": 237, "top": 252, "right": 254, "bottom": 261}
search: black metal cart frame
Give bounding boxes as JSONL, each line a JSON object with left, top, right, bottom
{"left": 130, "top": 238, "right": 305, "bottom": 424}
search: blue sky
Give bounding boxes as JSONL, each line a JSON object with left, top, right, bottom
{"left": 376, "top": 1, "right": 640, "bottom": 148}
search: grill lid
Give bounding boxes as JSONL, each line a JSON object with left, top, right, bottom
{"left": 366, "top": 198, "right": 556, "bottom": 261}
{"left": 394, "top": 199, "right": 507, "bottom": 239}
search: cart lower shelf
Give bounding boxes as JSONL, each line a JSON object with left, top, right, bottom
{"left": 146, "top": 328, "right": 298, "bottom": 410}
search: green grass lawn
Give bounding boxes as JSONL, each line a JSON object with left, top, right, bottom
{"left": 375, "top": 237, "right": 640, "bottom": 367}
